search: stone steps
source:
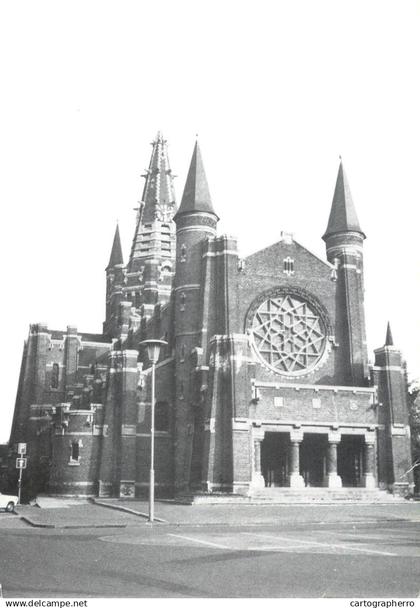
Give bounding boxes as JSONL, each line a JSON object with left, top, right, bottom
{"left": 176, "top": 488, "right": 406, "bottom": 505}
{"left": 248, "top": 488, "right": 405, "bottom": 503}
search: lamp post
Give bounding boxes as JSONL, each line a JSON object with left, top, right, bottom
{"left": 139, "top": 339, "right": 167, "bottom": 522}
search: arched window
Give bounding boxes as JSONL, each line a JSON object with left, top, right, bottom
{"left": 155, "top": 401, "right": 169, "bottom": 432}
{"left": 51, "top": 363, "right": 60, "bottom": 389}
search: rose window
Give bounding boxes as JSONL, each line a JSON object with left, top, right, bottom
{"left": 251, "top": 294, "right": 326, "bottom": 375}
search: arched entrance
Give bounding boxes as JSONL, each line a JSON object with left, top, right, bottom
{"left": 261, "top": 432, "right": 289, "bottom": 487}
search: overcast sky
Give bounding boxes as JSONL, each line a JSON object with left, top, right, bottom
{"left": 1, "top": 0, "right": 419, "bottom": 442}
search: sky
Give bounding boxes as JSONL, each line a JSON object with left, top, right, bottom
{"left": 0, "top": 0, "right": 419, "bottom": 442}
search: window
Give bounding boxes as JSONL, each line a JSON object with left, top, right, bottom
{"left": 251, "top": 293, "right": 326, "bottom": 375}
{"left": 180, "top": 344, "right": 186, "bottom": 362}
{"left": 51, "top": 363, "right": 59, "bottom": 389}
{"left": 71, "top": 441, "right": 80, "bottom": 461}
{"left": 180, "top": 244, "right": 187, "bottom": 263}
{"left": 155, "top": 401, "right": 169, "bottom": 432}
{"left": 180, "top": 293, "right": 186, "bottom": 311}
{"left": 81, "top": 389, "right": 91, "bottom": 409}
{"left": 283, "top": 257, "right": 295, "bottom": 276}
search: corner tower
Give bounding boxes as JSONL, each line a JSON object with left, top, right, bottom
{"left": 173, "top": 140, "right": 219, "bottom": 493}
{"left": 374, "top": 324, "right": 414, "bottom": 494}
{"left": 103, "top": 224, "right": 125, "bottom": 338}
{"left": 126, "top": 132, "right": 177, "bottom": 316}
{"left": 323, "top": 161, "right": 368, "bottom": 385}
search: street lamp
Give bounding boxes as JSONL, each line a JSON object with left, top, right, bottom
{"left": 139, "top": 339, "right": 168, "bottom": 523}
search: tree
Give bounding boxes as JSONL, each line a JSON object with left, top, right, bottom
{"left": 408, "top": 379, "right": 420, "bottom": 493}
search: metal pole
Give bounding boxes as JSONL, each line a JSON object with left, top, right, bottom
{"left": 17, "top": 466, "right": 23, "bottom": 505}
{"left": 149, "top": 361, "right": 155, "bottom": 522}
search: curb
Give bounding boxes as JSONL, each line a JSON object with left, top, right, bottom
{"left": 20, "top": 516, "right": 55, "bottom": 529}
{"left": 166, "top": 516, "right": 414, "bottom": 528}
{"left": 19, "top": 516, "right": 127, "bottom": 529}
{"left": 92, "top": 498, "right": 167, "bottom": 523}
{"left": 18, "top": 513, "right": 415, "bottom": 529}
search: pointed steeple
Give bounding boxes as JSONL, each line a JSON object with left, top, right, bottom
{"left": 175, "top": 141, "right": 218, "bottom": 219}
{"left": 385, "top": 321, "right": 394, "bottom": 346}
{"left": 107, "top": 224, "right": 124, "bottom": 269}
{"left": 140, "top": 131, "right": 177, "bottom": 224}
{"left": 323, "top": 160, "right": 365, "bottom": 240}
{"left": 127, "top": 132, "right": 177, "bottom": 274}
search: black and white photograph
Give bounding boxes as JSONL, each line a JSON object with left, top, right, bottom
{"left": 0, "top": 0, "right": 419, "bottom": 602}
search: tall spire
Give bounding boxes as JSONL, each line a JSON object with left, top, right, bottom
{"left": 140, "top": 131, "right": 177, "bottom": 224}
{"left": 107, "top": 224, "right": 124, "bottom": 269}
{"left": 385, "top": 321, "right": 394, "bottom": 346}
{"left": 175, "top": 141, "right": 218, "bottom": 219}
{"left": 323, "top": 160, "right": 365, "bottom": 240}
{"left": 128, "top": 132, "right": 177, "bottom": 273}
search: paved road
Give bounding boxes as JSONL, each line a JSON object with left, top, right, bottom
{"left": 0, "top": 513, "right": 419, "bottom": 597}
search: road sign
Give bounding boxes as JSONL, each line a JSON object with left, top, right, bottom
{"left": 16, "top": 458, "right": 27, "bottom": 469}
{"left": 17, "top": 443, "right": 27, "bottom": 455}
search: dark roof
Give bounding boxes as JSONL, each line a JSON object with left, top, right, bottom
{"left": 107, "top": 224, "right": 124, "bottom": 268}
{"left": 385, "top": 322, "right": 394, "bottom": 346}
{"left": 79, "top": 333, "right": 112, "bottom": 344}
{"left": 175, "top": 141, "right": 218, "bottom": 219}
{"left": 49, "top": 330, "right": 112, "bottom": 344}
{"left": 323, "top": 161, "right": 365, "bottom": 240}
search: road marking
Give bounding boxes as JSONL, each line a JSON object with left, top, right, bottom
{"left": 242, "top": 532, "right": 397, "bottom": 556}
{"left": 256, "top": 545, "right": 311, "bottom": 551}
{"left": 167, "top": 533, "right": 230, "bottom": 550}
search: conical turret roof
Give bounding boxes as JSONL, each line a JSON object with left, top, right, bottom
{"left": 385, "top": 321, "right": 394, "bottom": 346}
{"left": 175, "top": 141, "right": 218, "bottom": 219}
{"left": 107, "top": 224, "right": 124, "bottom": 269}
{"left": 323, "top": 161, "right": 365, "bottom": 240}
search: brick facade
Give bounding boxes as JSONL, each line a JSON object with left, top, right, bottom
{"left": 7, "top": 135, "right": 414, "bottom": 498}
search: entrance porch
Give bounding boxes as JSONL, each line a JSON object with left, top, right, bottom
{"left": 255, "top": 428, "right": 376, "bottom": 489}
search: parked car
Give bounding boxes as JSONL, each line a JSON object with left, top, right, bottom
{"left": 0, "top": 492, "right": 18, "bottom": 512}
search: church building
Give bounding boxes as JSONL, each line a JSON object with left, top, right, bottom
{"left": 9, "top": 133, "right": 414, "bottom": 499}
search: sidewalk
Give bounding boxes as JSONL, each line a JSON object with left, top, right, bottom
{"left": 93, "top": 497, "right": 420, "bottom": 526}
{"left": 14, "top": 502, "right": 144, "bottom": 529}
{"left": 11, "top": 497, "right": 420, "bottom": 529}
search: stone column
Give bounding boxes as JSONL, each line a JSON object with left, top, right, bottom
{"left": 288, "top": 429, "right": 305, "bottom": 488}
{"left": 326, "top": 430, "right": 342, "bottom": 488}
{"left": 249, "top": 426, "right": 265, "bottom": 490}
{"left": 363, "top": 432, "right": 376, "bottom": 489}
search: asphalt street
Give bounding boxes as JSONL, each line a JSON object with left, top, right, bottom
{"left": 0, "top": 512, "right": 419, "bottom": 598}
